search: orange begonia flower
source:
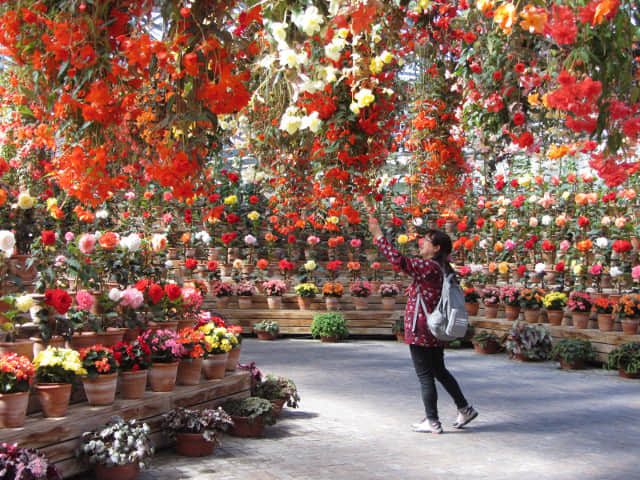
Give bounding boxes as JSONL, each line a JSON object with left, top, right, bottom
{"left": 576, "top": 239, "right": 593, "bottom": 251}
{"left": 180, "top": 232, "right": 191, "bottom": 243}
{"left": 0, "top": 189, "right": 6, "bottom": 207}
{"left": 99, "top": 232, "right": 119, "bottom": 250}
{"left": 494, "top": 2, "right": 517, "bottom": 34}
{"left": 494, "top": 241, "right": 504, "bottom": 252}
{"left": 519, "top": 5, "right": 548, "bottom": 34}
{"left": 548, "top": 144, "right": 569, "bottom": 159}
{"left": 555, "top": 215, "right": 567, "bottom": 227}
{"left": 592, "top": 0, "right": 619, "bottom": 25}
{"left": 574, "top": 193, "right": 588, "bottom": 206}
{"left": 494, "top": 218, "right": 506, "bottom": 229}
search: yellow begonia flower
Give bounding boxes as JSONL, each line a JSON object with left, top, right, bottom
{"left": 354, "top": 88, "right": 375, "bottom": 108}
{"left": 247, "top": 211, "right": 260, "bottom": 221}
{"left": 572, "top": 264, "right": 583, "bottom": 275}
{"left": 15, "top": 295, "right": 33, "bottom": 312}
{"left": 304, "top": 260, "right": 317, "bottom": 271}
{"left": 398, "top": 234, "right": 408, "bottom": 244}
{"left": 17, "top": 192, "right": 35, "bottom": 209}
{"left": 519, "top": 175, "right": 531, "bottom": 186}
{"left": 548, "top": 144, "right": 569, "bottom": 159}
{"left": 46, "top": 198, "right": 57, "bottom": 209}
{"left": 498, "top": 262, "right": 510, "bottom": 274}
{"left": 370, "top": 57, "right": 384, "bottom": 75}
{"left": 561, "top": 191, "right": 571, "bottom": 200}
{"left": 224, "top": 195, "right": 238, "bottom": 205}
{"left": 327, "top": 216, "right": 339, "bottom": 224}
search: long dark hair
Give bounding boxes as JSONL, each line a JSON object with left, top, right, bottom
{"left": 423, "top": 229, "right": 455, "bottom": 276}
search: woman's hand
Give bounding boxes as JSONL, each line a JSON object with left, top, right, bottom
{"left": 368, "top": 214, "right": 383, "bottom": 240}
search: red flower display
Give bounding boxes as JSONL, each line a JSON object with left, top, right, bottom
{"left": 44, "top": 288, "right": 73, "bottom": 315}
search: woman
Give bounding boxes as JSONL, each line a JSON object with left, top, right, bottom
{"left": 368, "top": 215, "right": 477, "bottom": 434}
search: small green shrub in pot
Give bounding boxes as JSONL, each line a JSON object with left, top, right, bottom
{"left": 505, "top": 321, "right": 552, "bottom": 361}
{"left": 551, "top": 338, "right": 595, "bottom": 368}
{"left": 253, "top": 320, "right": 279, "bottom": 335}
{"left": 255, "top": 374, "right": 300, "bottom": 408}
{"left": 311, "top": 312, "right": 349, "bottom": 340}
{"left": 606, "top": 341, "right": 640, "bottom": 375}
{"left": 221, "top": 397, "right": 276, "bottom": 425}
{"left": 471, "top": 331, "right": 500, "bottom": 349}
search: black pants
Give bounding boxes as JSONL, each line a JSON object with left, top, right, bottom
{"left": 409, "top": 344, "right": 468, "bottom": 422}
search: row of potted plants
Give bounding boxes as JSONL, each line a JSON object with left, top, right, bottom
{"left": 463, "top": 286, "right": 640, "bottom": 334}
{"left": 0, "top": 320, "right": 244, "bottom": 428}
{"left": 470, "top": 322, "right": 640, "bottom": 378}
{"left": 4, "top": 367, "right": 301, "bottom": 480}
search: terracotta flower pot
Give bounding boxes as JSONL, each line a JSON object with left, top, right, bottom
{"left": 202, "top": 353, "right": 228, "bottom": 380}
{"left": 559, "top": 359, "right": 585, "bottom": 370}
{"left": 523, "top": 308, "right": 540, "bottom": 323}
{"left": 597, "top": 313, "right": 615, "bottom": 332}
{"left": 381, "top": 297, "right": 396, "bottom": 310}
{"left": 546, "top": 310, "right": 564, "bottom": 326}
{"left": 148, "top": 362, "right": 179, "bottom": 392}
{"left": 70, "top": 332, "right": 100, "bottom": 351}
{"left": 484, "top": 304, "right": 499, "bottom": 318}
{"left": 34, "top": 383, "right": 72, "bottom": 417}
{"left": 320, "top": 335, "right": 338, "bottom": 343}
{"left": 465, "top": 302, "right": 480, "bottom": 316}
{"left": 103, "top": 328, "right": 126, "bottom": 347}
{"left": 177, "top": 357, "right": 203, "bottom": 385}
{"left": 270, "top": 398, "right": 286, "bottom": 419}
{"left": 177, "top": 318, "right": 195, "bottom": 331}
{"left": 325, "top": 297, "right": 340, "bottom": 311}
{"left": 175, "top": 432, "right": 217, "bottom": 457}
{"left": 82, "top": 372, "right": 118, "bottom": 405}
{"left": 571, "top": 312, "right": 590, "bottom": 329}
{"left": 621, "top": 318, "right": 639, "bottom": 335}
{"left": 215, "top": 296, "right": 230, "bottom": 309}
{"left": 266, "top": 296, "right": 282, "bottom": 310}
{"left": 93, "top": 462, "right": 140, "bottom": 480}
{"left": 0, "top": 339, "right": 35, "bottom": 361}
{"left": 297, "top": 296, "right": 312, "bottom": 310}
{"left": 256, "top": 331, "right": 278, "bottom": 341}
{"left": 0, "top": 391, "right": 29, "bottom": 428}
{"left": 472, "top": 340, "right": 498, "bottom": 354}
{"left": 229, "top": 415, "right": 265, "bottom": 437}
{"left": 237, "top": 297, "right": 252, "bottom": 309}
{"left": 226, "top": 346, "right": 242, "bottom": 371}
{"left": 618, "top": 368, "right": 640, "bottom": 379}
{"left": 119, "top": 369, "right": 148, "bottom": 399}
{"left": 505, "top": 305, "right": 521, "bottom": 321}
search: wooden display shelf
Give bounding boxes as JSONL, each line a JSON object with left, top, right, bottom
{"left": 0, "top": 371, "right": 250, "bottom": 478}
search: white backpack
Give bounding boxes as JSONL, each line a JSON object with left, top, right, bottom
{"left": 413, "top": 262, "right": 469, "bottom": 341}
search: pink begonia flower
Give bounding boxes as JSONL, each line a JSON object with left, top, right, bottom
{"left": 182, "top": 287, "right": 203, "bottom": 308}
{"left": 75, "top": 290, "right": 95, "bottom": 311}
{"left": 392, "top": 195, "right": 406, "bottom": 206}
{"left": 529, "top": 217, "right": 538, "bottom": 227}
{"left": 459, "top": 266, "right": 471, "bottom": 276}
{"left": 509, "top": 219, "right": 519, "bottom": 228}
{"left": 559, "top": 240, "right": 570, "bottom": 251}
{"left": 601, "top": 216, "right": 611, "bottom": 226}
{"left": 78, "top": 233, "right": 96, "bottom": 255}
{"left": 121, "top": 287, "right": 144, "bottom": 309}
{"left": 632, "top": 266, "right": 640, "bottom": 281}
{"left": 504, "top": 240, "right": 516, "bottom": 250}
{"left": 163, "top": 192, "right": 173, "bottom": 201}
{"left": 350, "top": 238, "right": 362, "bottom": 248}
{"left": 162, "top": 213, "right": 173, "bottom": 224}
{"left": 371, "top": 262, "right": 381, "bottom": 270}
{"left": 306, "top": 235, "right": 320, "bottom": 246}
{"left": 124, "top": 191, "right": 135, "bottom": 200}
{"left": 54, "top": 255, "right": 67, "bottom": 267}
{"left": 537, "top": 193, "right": 554, "bottom": 209}
{"left": 64, "top": 232, "right": 75, "bottom": 242}
{"left": 589, "top": 264, "right": 603, "bottom": 275}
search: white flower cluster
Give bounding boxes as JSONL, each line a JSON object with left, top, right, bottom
{"left": 120, "top": 233, "right": 141, "bottom": 251}
{"left": 194, "top": 230, "right": 212, "bottom": 244}
{"left": 0, "top": 229, "right": 16, "bottom": 257}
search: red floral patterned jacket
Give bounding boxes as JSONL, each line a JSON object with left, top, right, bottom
{"left": 374, "top": 236, "right": 445, "bottom": 347}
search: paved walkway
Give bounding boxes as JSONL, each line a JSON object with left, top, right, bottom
{"left": 133, "top": 338, "right": 638, "bottom": 479}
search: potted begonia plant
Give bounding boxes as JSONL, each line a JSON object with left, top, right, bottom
{"left": 321, "top": 281, "right": 344, "bottom": 311}
{"left": 221, "top": 396, "right": 276, "bottom": 437}
{"left": 519, "top": 287, "right": 546, "bottom": 323}
{"left": 606, "top": 341, "right": 640, "bottom": 378}
{"left": 349, "top": 280, "right": 373, "bottom": 310}
{"left": 76, "top": 416, "right": 154, "bottom": 480}
{"left": 0, "top": 442, "right": 62, "bottom": 480}
{"left": 0, "top": 353, "right": 35, "bottom": 428}
{"left": 262, "top": 279, "right": 287, "bottom": 310}
{"left": 294, "top": 282, "right": 318, "bottom": 310}
{"left": 235, "top": 281, "right": 255, "bottom": 309}
{"left": 505, "top": 321, "right": 552, "bottom": 362}
{"left": 592, "top": 296, "right": 617, "bottom": 332}
{"left": 551, "top": 338, "right": 595, "bottom": 370}
{"left": 311, "top": 312, "right": 348, "bottom": 342}
{"left": 567, "top": 291, "right": 594, "bottom": 329}
{"left": 111, "top": 339, "right": 152, "bottom": 399}
{"left": 471, "top": 331, "right": 501, "bottom": 354}
{"left": 463, "top": 287, "right": 481, "bottom": 316}
{"left": 481, "top": 286, "right": 500, "bottom": 318}
{"left": 542, "top": 292, "right": 568, "bottom": 325}
{"left": 378, "top": 283, "right": 400, "bottom": 310}
{"left": 255, "top": 374, "right": 300, "bottom": 418}
{"left": 78, "top": 344, "right": 119, "bottom": 405}
{"left": 253, "top": 320, "right": 280, "bottom": 340}
{"left": 499, "top": 286, "right": 521, "bottom": 321}
{"left": 161, "top": 406, "right": 234, "bottom": 457}
{"left": 140, "top": 329, "right": 184, "bottom": 392}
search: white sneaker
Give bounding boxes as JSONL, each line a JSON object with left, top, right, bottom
{"left": 453, "top": 406, "right": 478, "bottom": 429}
{"left": 412, "top": 418, "right": 443, "bottom": 434}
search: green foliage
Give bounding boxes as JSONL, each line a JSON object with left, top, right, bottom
{"left": 221, "top": 397, "right": 276, "bottom": 426}
{"left": 551, "top": 338, "right": 595, "bottom": 365}
{"left": 161, "top": 407, "right": 233, "bottom": 442}
{"left": 505, "top": 321, "right": 552, "bottom": 361}
{"left": 311, "top": 312, "right": 348, "bottom": 340}
{"left": 392, "top": 318, "right": 404, "bottom": 334}
{"left": 606, "top": 342, "right": 640, "bottom": 374}
{"left": 471, "top": 331, "right": 500, "bottom": 349}
{"left": 253, "top": 320, "right": 279, "bottom": 335}
{"left": 255, "top": 374, "right": 300, "bottom": 408}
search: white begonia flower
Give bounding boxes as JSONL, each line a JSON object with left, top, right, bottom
{"left": 325, "top": 37, "right": 346, "bottom": 61}
{"left": 534, "top": 263, "right": 546, "bottom": 274}
{"left": 165, "top": 260, "right": 174, "bottom": 268}
{"left": 412, "top": 217, "right": 424, "bottom": 227}
{"left": 279, "top": 106, "right": 303, "bottom": 135}
{"left": 244, "top": 234, "right": 257, "bottom": 246}
{"left": 529, "top": 217, "right": 538, "bottom": 227}
{"left": 270, "top": 22, "right": 288, "bottom": 43}
{"left": 17, "top": 192, "right": 35, "bottom": 209}
{"left": 304, "top": 260, "right": 317, "bottom": 271}
{"left": 121, "top": 233, "right": 141, "bottom": 252}
{"left": 595, "top": 237, "right": 608, "bottom": 248}
{"left": 301, "top": 111, "right": 322, "bottom": 133}
{"left": 541, "top": 215, "right": 552, "bottom": 226}
{"left": 195, "top": 231, "right": 212, "bottom": 244}
{"left": 95, "top": 209, "right": 108, "bottom": 220}
{"left": 279, "top": 48, "right": 300, "bottom": 68}
{"left": 322, "top": 66, "right": 338, "bottom": 83}
{"left": 572, "top": 264, "right": 583, "bottom": 275}
{"left": 349, "top": 102, "right": 360, "bottom": 115}
{"left": 527, "top": 194, "right": 538, "bottom": 203}
{"left": 297, "top": 5, "right": 324, "bottom": 36}
{"left": 561, "top": 191, "right": 571, "bottom": 200}
{"left": 0, "top": 230, "right": 16, "bottom": 254}
{"left": 354, "top": 88, "right": 375, "bottom": 108}
{"left": 258, "top": 53, "right": 276, "bottom": 69}
{"left": 383, "top": 88, "right": 394, "bottom": 96}
{"left": 478, "top": 239, "right": 488, "bottom": 249}
{"left": 601, "top": 216, "right": 612, "bottom": 226}
{"left": 610, "top": 266, "right": 623, "bottom": 277}
{"left": 108, "top": 288, "right": 123, "bottom": 302}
